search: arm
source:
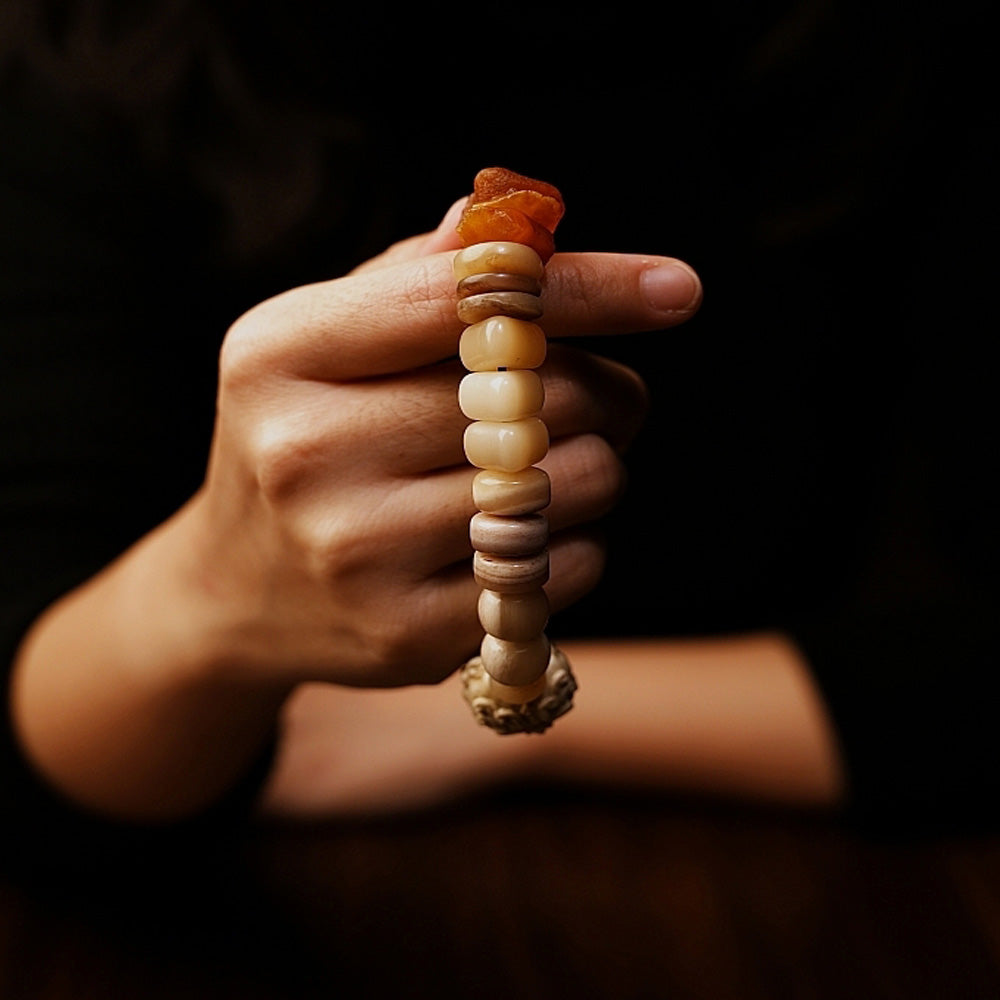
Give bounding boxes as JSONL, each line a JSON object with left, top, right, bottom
{"left": 7, "top": 215, "right": 702, "bottom": 823}
{"left": 258, "top": 632, "right": 844, "bottom": 819}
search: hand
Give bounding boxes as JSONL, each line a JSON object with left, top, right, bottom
{"left": 186, "top": 204, "right": 703, "bottom": 690}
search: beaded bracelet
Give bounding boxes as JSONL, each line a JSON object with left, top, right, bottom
{"left": 454, "top": 168, "right": 577, "bottom": 734}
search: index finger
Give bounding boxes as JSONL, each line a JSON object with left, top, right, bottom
{"left": 234, "top": 251, "right": 702, "bottom": 381}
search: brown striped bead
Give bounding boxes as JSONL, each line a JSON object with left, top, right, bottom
{"left": 457, "top": 272, "right": 542, "bottom": 299}
{"left": 472, "top": 468, "right": 551, "bottom": 515}
{"left": 473, "top": 550, "right": 549, "bottom": 593}
{"left": 470, "top": 512, "right": 549, "bottom": 557}
{"left": 456, "top": 290, "right": 543, "bottom": 325}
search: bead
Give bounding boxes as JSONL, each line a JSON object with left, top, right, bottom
{"left": 463, "top": 418, "right": 548, "bottom": 472}
{"left": 458, "top": 370, "right": 544, "bottom": 422}
{"left": 472, "top": 468, "right": 551, "bottom": 515}
{"left": 478, "top": 587, "right": 550, "bottom": 641}
{"left": 470, "top": 511, "right": 548, "bottom": 557}
{"left": 485, "top": 670, "right": 549, "bottom": 706}
{"left": 456, "top": 291, "right": 543, "bottom": 325}
{"left": 473, "top": 550, "right": 549, "bottom": 593}
{"left": 457, "top": 272, "right": 542, "bottom": 299}
{"left": 459, "top": 316, "right": 547, "bottom": 372}
{"left": 453, "top": 241, "right": 544, "bottom": 282}
{"left": 480, "top": 633, "right": 551, "bottom": 687}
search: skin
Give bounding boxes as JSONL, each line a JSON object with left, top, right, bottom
{"left": 10, "top": 199, "right": 742, "bottom": 822}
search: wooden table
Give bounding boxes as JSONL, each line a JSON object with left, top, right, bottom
{"left": 4, "top": 787, "right": 1000, "bottom": 999}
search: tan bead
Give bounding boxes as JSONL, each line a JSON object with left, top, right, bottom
{"left": 473, "top": 550, "right": 549, "bottom": 593}
{"left": 472, "top": 468, "right": 551, "bottom": 515}
{"left": 480, "top": 633, "right": 551, "bottom": 687}
{"left": 453, "top": 241, "right": 545, "bottom": 282}
{"left": 485, "top": 670, "right": 549, "bottom": 706}
{"left": 457, "top": 272, "right": 542, "bottom": 299}
{"left": 459, "top": 316, "right": 547, "bottom": 372}
{"left": 463, "top": 418, "right": 548, "bottom": 472}
{"left": 458, "top": 370, "right": 544, "bottom": 422}
{"left": 457, "top": 291, "right": 543, "bottom": 325}
{"left": 478, "top": 587, "right": 550, "bottom": 641}
{"left": 470, "top": 511, "right": 548, "bottom": 557}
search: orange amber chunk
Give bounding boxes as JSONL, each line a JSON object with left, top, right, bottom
{"left": 457, "top": 204, "right": 555, "bottom": 262}
{"left": 457, "top": 167, "right": 565, "bottom": 261}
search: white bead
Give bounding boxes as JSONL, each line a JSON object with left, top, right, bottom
{"left": 480, "top": 633, "right": 551, "bottom": 686}
{"left": 470, "top": 512, "right": 548, "bottom": 556}
{"left": 473, "top": 550, "right": 549, "bottom": 593}
{"left": 459, "top": 316, "right": 547, "bottom": 372}
{"left": 478, "top": 588, "right": 550, "bottom": 641}
{"left": 458, "top": 370, "right": 544, "bottom": 422}
{"left": 453, "top": 241, "right": 544, "bottom": 281}
{"left": 463, "top": 418, "right": 548, "bottom": 472}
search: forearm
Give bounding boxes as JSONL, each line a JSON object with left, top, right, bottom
{"left": 8, "top": 496, "right": 291, "bottom": 823}
{"left": 540, "top": 633, "right": 846, "bottom": 808}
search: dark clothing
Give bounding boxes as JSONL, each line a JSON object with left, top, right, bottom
{"left": 2, "top": 2, "right": 995, "bottom": 836}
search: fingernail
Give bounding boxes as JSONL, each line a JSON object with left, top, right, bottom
{"left": 640, "top": 260, "right": 702, "bottom": 314}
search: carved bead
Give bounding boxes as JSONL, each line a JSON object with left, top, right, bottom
{"left": 478, "top": 587, "right": 550, "bottom": 641}
{"left": 463, "top": 418, "right": 548, "bottom": 472}
{"left": 457, "top": 272, "right": 542, "bottom": 299}
{"left": 473, "top": 550, "right": 549, "bottom": 593}
{"left": 458, "top": 370, "right": 544, "bottom": 422}
{"left": 459, "top": 316, "right": 547, "bottom": 372}
{"left": 453, "top": 241, "right": 544, "bottom": 282}
{"left": 480, "top": 633, "right": 551, "bottom": 686}
{"left": 457, "top": 291, "right": 543, "bottom": 325}
{"left": 472, "top": 468, "right": 550, "bottom": 515}
{"left": 470, "top": 512, "right": 548, "bottom": 557}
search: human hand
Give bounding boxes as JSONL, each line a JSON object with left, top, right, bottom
{"left": 187, "top": 203, "right": 702, "bottom": 690}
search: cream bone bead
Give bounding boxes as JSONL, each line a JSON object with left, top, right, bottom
{"left": 457, "top": 291, "right": 543, "bottom": 325}
{"left": 453, "top": 241, "right": 545, "bottom": 282}
{"left": 470, "top": 511, "right": 548, "bottom": 557}
{"left": 480, "top": 633, "right": 551, "bottom": 687}
{"left": 472, "top": 467, "right": 551, "bottom": 515}
{"left": 457, "top": 272, "right": 541, "bottom": 299}
{"left": 473, "top": 550, "right": 549, "bottom": 593}
{"left": 484, "top": 670, "right": 548, "bottom": 706}
{"left": 463, "top": 418, "right": 548, "bottom": 472}
{"left": 459, "top": 370, "right": 544, "bottom": 422}
{"left": 478, "top": 587, "right": 550, "bottom": 641}
{"left": 459, "top": 316, "right": 547, "bottom": 372}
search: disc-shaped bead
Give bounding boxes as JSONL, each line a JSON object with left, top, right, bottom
{"left": 472, "top": 468, "right": 551, "bottom": 515}
{"left": 453, "top": 241, "right": 544, "bottom": 281}
{"left": 458, "top": 370, "right": 544, "bottom": 422}
{"left": 470, "top": 512, "right": 548, "bottom": 557}
{"left": 473, "top": 550, "right": 549, "bottom": 593}
{"left": 463, "top": 418, "right": 548, "bottom": 472}
{"left": 477, "top": 587, "right": 550, "bottom": 641}
{"left": 457, "top": 291, "right": 543, "bottom": 325}
{"left": 480, "top": 633, "right": 551, "bottom": 687}
{"left": 457, "top": 272, "right": 541, "bottom": 299}
{"left": 459, "top": 316, "right": 547, "bottom": 372}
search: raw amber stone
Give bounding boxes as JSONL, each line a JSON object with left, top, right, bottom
{"left": 456, "top": 204, "right": 555, "bottom": 262}
{"left": 459, "top": 316, "right": 547, "bottom": 371}
{"left": 470, "top": 511, "right": 549, "bottom": 557}
{"left": 473, "top": 550, "right": 550, "bottom": 593}
{"left": 480, "top": 633, "right": 551, "bottom": 686}
{"left": 478, "top": 588, "right": 550, "bottom": 642}
{"left": 468, "top": 167, "right": 565, "bottom": 233}
{"left": 452, "top": 242, "right": 544, "bottom": 281}
{"left": 459, "top": 370, "right": 544, "bottom": 422}
{"left": 463, "top": 417, "right": 548, "bottom": 472}
{"left": 472, "top": 467, "right": 551, "bottom": 515}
